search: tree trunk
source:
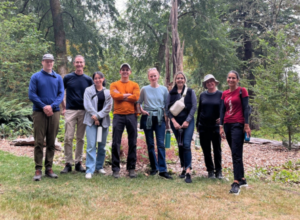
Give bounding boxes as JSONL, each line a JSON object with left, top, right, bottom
{"left": 155, "top": 33, "right": 167, "bottom": 74}
{"left": 49, "top": 0, "right": 68, "bottom": 78}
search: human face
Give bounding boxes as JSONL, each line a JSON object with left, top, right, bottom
{"left": 148, "top": 69, "right": 159, "bottom": 84}
{"left": 74, "top": 57, "right": 85, "bottom": 72}
{"left": 42, "top": 60, "right": 54, "bottom": 72}
{"left": 93, "top": 74, "right": 104, "bottom": 87}
{"left": 119, "top": 66, "right": 131, "bottom": 79}
{"left": 175, "top": 74, "right": 186, "bottom": 87}
{"left": 227, "top": 72, "right": 239, "bottom": 88}
{"left": 205, "top": 78, "right": 216, "bottom": 90}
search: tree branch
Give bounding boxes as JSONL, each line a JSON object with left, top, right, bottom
{"left": 45, "top": 25, "right": 53, "bottom": 39}
{"left": 38, "top": 8, "right": 51, "bottom": 31}
{"left": 62, "top": 11, "right": 75, "bottom": 28}
{"left": 178, "top": 10, "right": 199, "bottom": 19}
{"left": 144, "top": 22, "right": 160, "bottom": 43}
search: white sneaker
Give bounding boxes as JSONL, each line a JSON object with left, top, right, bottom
{"left": 98, "top": 169, "right": 106, "bottom": 174}
{"left": 85, "top": 173, "right": 92, "bottom": 179}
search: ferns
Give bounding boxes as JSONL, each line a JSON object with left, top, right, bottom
{"left": 0, "top": 98, "right": 33, "bottom": 138}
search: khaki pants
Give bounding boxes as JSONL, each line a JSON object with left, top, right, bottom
{"left": 64, "top": 110, "right": 86, "bottom": 164}
{"left": 32, "top": 111, "right": 60, "bottom": 170}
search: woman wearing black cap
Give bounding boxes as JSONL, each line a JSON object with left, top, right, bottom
{"left": 196, "top": 74, "right": 223, "bottom": 179}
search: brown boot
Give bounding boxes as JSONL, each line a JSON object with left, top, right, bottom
{"left": 45, "top": 168, "right": 58, "bottom": 178}
{"left": 33, "top": 170, "right": 42, "bottom": 181}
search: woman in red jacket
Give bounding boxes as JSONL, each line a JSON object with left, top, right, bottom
{"left": 219, "top": 70, "right": 251, "bottom": 195}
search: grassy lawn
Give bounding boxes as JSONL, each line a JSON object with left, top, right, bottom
{"left": 0, "top": 150, "right": 300, "bottom": 220}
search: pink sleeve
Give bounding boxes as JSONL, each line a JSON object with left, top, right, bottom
{"left": 241, "top": 87, "right": 249, "bottom": 98}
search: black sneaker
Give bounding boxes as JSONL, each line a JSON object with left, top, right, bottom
{"left": 75, "top": 162, "right": 86, "bottom": 172}
{"left": 159, "top": 172, "right": 173, "bottom": 179}
{"left": 229, "top": 182, "right": 240, "bottom": 195}
{"left": 129, "top": 169, "right": 137, "bottom": 178}
{"left": 239, "top": 178, "right": 248, "bottom": 187}
{"left": 208, "top": 171, "right": 215, "bottom": 178}
{"left": 215, "top": 170, "right": 223, "bottom": 179}
{"left": 179, "top": 170, "right": 186, "bottom": 178}
{"left": 150, "top": 170, "right": 158, "bottom": 176}
{"left": 33, "top": 170, "right": 42, "bottom": 181}
{"left": 60, "top": 163, "right": 72, "bottom": 174}
{"left": 185, "top": 173, "right": 192, "bottom": 183}
{"left": 112, "top": 170, "right": 120, "bottom": 178}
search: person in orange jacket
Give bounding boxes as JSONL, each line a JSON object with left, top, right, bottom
{"left": 110, "top": 63, "right": 140, "bottom": 178}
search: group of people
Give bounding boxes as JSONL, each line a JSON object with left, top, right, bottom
{"left": 28, "top": 53, "right": 250, "bottom": 195}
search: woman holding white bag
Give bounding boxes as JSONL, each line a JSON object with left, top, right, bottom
{"left": 83, "top": 71, "right": 112, "bottom": 179}
{"left": 166, "top": 71, "right": 197, "bottom": 183}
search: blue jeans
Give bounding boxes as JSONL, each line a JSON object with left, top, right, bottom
{"left": 141, "top": 115, "right": 167, "bottom": 173}
{"left": 85, "top": 125, "right": 108, "bottom": 174}
{"left": 171, "top": 117, "right": 194, "bottom": 169}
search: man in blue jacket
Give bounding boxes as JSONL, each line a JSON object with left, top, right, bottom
{"left": 28, "top": 54, "right": 64, "bottom": 181}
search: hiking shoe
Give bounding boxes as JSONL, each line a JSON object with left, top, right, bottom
{"left": 60, "top": 163, "right": 72, "bottom": 174}
{"left": 112, "top": 170, "right": 120, "bottom": 178}
{"left": 95, "top": 169, "right": 106, "bottom": 174}
{"left": 239, "top": 178, "right": 248, "bottom": 187}
{"left": 179, "top": 170, "right": 186, "bottom": 178}
{"left": 75, "top": 162, "right": 86, "bottom": 172}
{"left": 159, "top": 172, "right": 173, "bottom": 180}
{"left": 45, "top": 168, "right": 58, "bottom": 179}
{"left": 85, "top": 173, "right": 92, "bottom": 179}
{"left": 129, "top": 169, "right": 137, "bottom": 178}
{"left": 208, "top": 171, "right": 215, "bottom": 178}
{"left": 185, "top": 173, "right": 192, "bottom": 183}
{"left": 215, "top": 170, "right": 223, "bottom": 179}
{"left": 229, "top": 182, "right": 240, "bottom": 195}
{"left": 150, "top": 170, "right": 158, "bottom": 176}
{"left": 33, "top": 170, "right": 42, "bottom": 181}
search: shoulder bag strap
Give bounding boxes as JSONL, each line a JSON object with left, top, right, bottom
{"left": 182, "top": 86, "right": 188, "bottom": 97}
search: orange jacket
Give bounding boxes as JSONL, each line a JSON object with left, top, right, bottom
{"left": 110, "top": 80, "right": 140, "bottom": 115}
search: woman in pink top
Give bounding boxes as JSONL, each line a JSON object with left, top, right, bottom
{"left": 219, "top": 70, "right": 251, "bottom": 195}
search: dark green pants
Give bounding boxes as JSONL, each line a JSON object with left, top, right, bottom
{"left": 32, "top": 111, "right": 60, "bottom": 170}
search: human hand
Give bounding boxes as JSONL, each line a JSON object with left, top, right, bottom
{"left": 244, "top": 124, "right": 251, "bottom": 138}
{"left": 113, "top": 89, "right": 120, "bottom": 94}
{"left": 181, "top": 121, "right": 189, "bottom": 129}
{"left": 141, "top": 109, "right": 149, "bottom": 115}
{"left": 62, "top": 108, "right": 66, "bottom": 116}
{"left": 95, "top": 120, "right": 100, "bottom": 126}
{"left": 172, "top": 120, "right": 181, "bottom": 130}
{"left": 123, "top": 93, "right": 132, "bottom": 101}
{"left": 43, "top": 105, "right": 53, "bottom": 117}
{"left": 220, "top": 126, "right": 226, "bottom": 139}
{"left": 216, "top": 118, "right": 220, "bottom": 124}
{"left": 91, "top": 115, "right": 98, "bottom": 121}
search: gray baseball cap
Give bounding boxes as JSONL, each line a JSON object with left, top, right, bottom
{"left": 202, "top": 74, "right": 219, "bottom": 89}
{"left": 120, "top": 63, "right": 131, "bottom": 70}
{"left": 42, "top": 54, "right": 54, "bottom": 61}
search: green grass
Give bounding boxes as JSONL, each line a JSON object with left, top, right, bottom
{"left": 1, "top": 150, "right": 300, "bottom": 220}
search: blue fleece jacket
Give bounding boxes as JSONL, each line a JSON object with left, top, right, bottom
{"left": 28, "top": 69, "right": 64, "bottom": 112}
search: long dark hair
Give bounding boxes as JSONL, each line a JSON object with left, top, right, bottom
{"left": 92, "top": 71, "right": 106, "bottom": 86}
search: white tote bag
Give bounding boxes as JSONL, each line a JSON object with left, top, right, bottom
{"left": 97, "top": 126, "right": 103, "bottom": 142}
{"left": 169, "top": 86, "right": 188, "bottom": 116}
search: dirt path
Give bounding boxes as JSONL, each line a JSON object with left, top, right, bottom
{"left": 0, "top": 137, "right": 299, "bottom": 177}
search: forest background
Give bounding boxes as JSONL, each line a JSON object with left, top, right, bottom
{"left": 0, "top": 0, "right": 300, "bottom": 149}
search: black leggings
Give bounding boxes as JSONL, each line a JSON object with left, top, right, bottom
{"left": 224, "top": 123, "right": 245, "bottom": 180}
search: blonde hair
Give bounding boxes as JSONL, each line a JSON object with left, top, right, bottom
{"left": 173, "top": 71, "right": 187, "bottom": 88}
{"left": 147, "top": 67, "right": 160, "bottom": 76}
